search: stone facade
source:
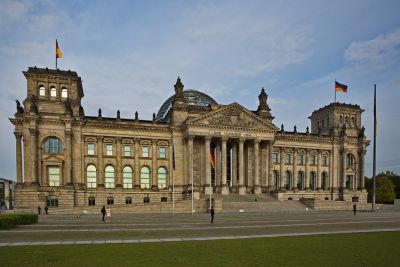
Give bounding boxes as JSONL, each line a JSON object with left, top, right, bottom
{"left": 10, "top": 67, "right": 370, "bottom": 212}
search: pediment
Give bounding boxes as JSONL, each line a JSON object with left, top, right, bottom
{"left": 42, "top": 154, "right": 64, "bottom": 163}
{"left": 186, "top": 103, "right": 279, "bottom": 132}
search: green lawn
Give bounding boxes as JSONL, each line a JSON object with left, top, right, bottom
{"left": 1, "top": 232, "right": 399, "bottom": 267}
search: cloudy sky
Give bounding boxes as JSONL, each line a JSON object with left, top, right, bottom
{"left": 0, "top": 0, "right": 399, "bottom": 180}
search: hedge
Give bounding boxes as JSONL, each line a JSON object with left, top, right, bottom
{"left": 0, "top": 213, "right": 38, "bottom": 230}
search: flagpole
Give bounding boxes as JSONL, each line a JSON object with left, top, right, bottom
{"left": 334, "top": 80, "right": 336, "bottom": 103}
{"left": 55, "top": 39, "right": 58, "bottom": 69}
{"left": 372, "top": 84, "right": 377, "bottom": 211}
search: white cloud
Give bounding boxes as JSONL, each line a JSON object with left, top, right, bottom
{"left": 344, "top": 28, "right": 400, "bottom": 63}
{"left": 0, "top": 0, "right": 32, "bottom": 24}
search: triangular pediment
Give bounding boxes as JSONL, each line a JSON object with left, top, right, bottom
{"left": 42, "top": 154, "right": 64, "bottom": 163}
{"left": 186, "top": 103, "right": 279, "bottom": 132}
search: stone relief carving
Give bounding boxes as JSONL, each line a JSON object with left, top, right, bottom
{"left": 207, "top": 111, "right": 258, "bottom": 128}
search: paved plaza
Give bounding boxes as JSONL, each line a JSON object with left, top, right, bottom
{"left": 1, "top": 210, "right": 400, "bottom": 246}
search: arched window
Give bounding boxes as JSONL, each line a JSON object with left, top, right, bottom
{"left": 273, "top": 170, "right": 279, "bottom": 190}
{"left": 39, "top": 85, "right": 46, "bottom": 96}
{"left": 87, "top": 165, "right": 97, "bottom": 188}
{"left": 345, "top": 116, "right": 349, "bottom": 125}
{"left": 297, "top": 171, "right": 304, "bottom": 190}
{"left": 284, "top": 171, "right": 291, "bottom": 191}
{"left": 43, "top": 137, "right": 64, "bottom": 153}
{"left": 140, "top": 166, "right": 150, "bottom": 189}
{"left": 351, "top": 117, "right": 355, "bottom": 126}
{"left": 157, "top": 167, "right": 167, "bottom": 189}
{"left": 105, "top": 166, "right": 115, "bottom": 188}
{"left": 321, "top": 172, "right": 328, "bottom": 190}
{"left": 346, "top": 154, "right": 355, "bottom": 167}
{"left": 50, "top": 87, "right": 57, "bottom": 97}
{"left": 309, "top": 171, "right": 316, "bottom": 190}
{"left": 61, "top": 88, "right": 68, "bottom": 98}
{"left": 340, "top": 115, "right": 343, "bottom": 124}
{"left": 123, "top": 166, "right": 133, "bottom": 188}
{"left": 48, "top": 166, "right": 60, "bottom": 186}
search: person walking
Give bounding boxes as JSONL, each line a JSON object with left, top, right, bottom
{"left": 353, "top": 203, "right": 357, "bottom": 215}
{"left": 101, "top": 205, "right": 106, "bottom": 222}
{"left": 210, "top": 206, "right": 215, "bottom": 223}
{"left": 37, "top": 206, "right": 41, "bottom": 215}
{"left": 44, "top": 206, "right": 48, "bottom": 215}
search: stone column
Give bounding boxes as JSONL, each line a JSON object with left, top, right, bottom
{"left": 116, "top": 137, "right": 122, "bottom": 187}
{"left": 221, "top": 137, "right": 229, "bottom": 195}
{"left": 238, "top": 138, "right": 246, "bottom": 195}
{"left": 29, "top": 128, "right": 38, "bottom": 184}
{"left": 14, "top": 132, "right": 23, "bottom": 184}
{"left": 215, "top": 142, "right": 221, "bottom": 191}
{"left": 65, "top": 130, "right": 73, "bottom": 185}
{"left": 332, "top": 143, "right": 338, "bottom": 192}
{"left": 188, "top": 136, "right": 194, "bottom": 189}
{"left": 317, "top": 150, "right": 322, "bottom": 191}
{"left": 279, "top": 147, "right": 285, "bottom": 190}
{"left": 204, "top": 136, "right": 212, "bottom": 194}
{"left": 232, "top": 142, "right": 238, "bottom": 189}
{"left": 359, "top": 149, "right": 365, "bottom": 190}
{"left": 253, "top": 139, "right": 261, "bottom": 194}
{"left": 268, "top": 141, "right": 274, "bottom": 191}
{"left": 151, "top": 140, "right": 158, "bottom": 189}
{"left": 134, "top": 138, "right": 140, "bottom": 188}
{"left": 97, "top": 136, "right": 104, "bottom": 187}
{"left": 305, "top": 149, "right": 310, "bottom": 191}
{"left": 292, "top": 149, "right": 298, "bottom": 191}
{"left": 342, "top": 150, "right": 347, "bottom": 190}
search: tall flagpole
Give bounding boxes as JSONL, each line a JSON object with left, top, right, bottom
{"left": 334, "top": 80, "right": 337, "bottom": 103}
{"left": 55, "top": 39, "right": 58, "bottom": 69}
{"left": 372, "top": 84, "right": 377, "bottom": 211}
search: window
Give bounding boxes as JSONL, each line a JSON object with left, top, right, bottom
{"left": 86, "top": 165, "right": 97, "bottom": 188}
{"left": 159, "top": 147, "right": 166, "bottom": 159}
{"left": 143, "top": 196, "right": 150, "bottom": 203}
{"left": 309, "top": 154, "right": 316, "bottom": 165}
{"left": 48, "top": 166, "right": 60, "bottom": 186}
{"left": 106, "top": 144, "right": 113, "bottom": 156}
{"left": 351, "top": 117, "right": 355, "bottom": 125}
{"left": 297, "top": 171, "right": 304, "bottom": 190}
{"left": 346, "top": 175, "right": 353, "bottom": 190}
{"left": 125, "top": 197, "right": 132, "bottom": 204}
{"left": 50, "top": 87, "right": 57, "bottom": 97}
{"left": 340, "top": 115, "right": 343, "bottom": 124}
{"left": 345, "top": 116, "right": 349, "bottom": 124}
{"left": 322, "top": 155, "right": 329, "bottom": 166}
{"left": 43, "top": 137, "right": 64, "bottom": 153}
{"left": 0, "top": 183, "right": 3, "bottom": 190}
{"left": 140, "top": 166, "right": 150, "bottom": 189}
{"left": 105, "top": 166, "right": 115, "bottom": 188}
{"left": 124, "top": 145, "right": 131, "bottom": 156}
{"left": 39, "top": 85, "right": 46, "bottom": 96}
{"left": 272, "top": 153, "right": 279, "bottom": 164}
{"left": 88, "top": 197, "right": 95, "bottom": 206}
{"left": 161, "top": 197, "right": 168, "bottom": 202}
{"left": 123, "top": 166, "right": 133, "bottom": 188}
{"left": 297, "top": 154, "right": 304, "bottom": 165}
{"left": 284, "top": 171, "right": 291, "bottom": 191}
{"left": 310, "top": 172, "right": 316, "bottom": 190}
{"left": 322, "top": 172, "right": 328, "bottom": 190}
{"left": 346, "top": 154, "right": 355, "bottom": 166}
{"left": 46, "top": 196, "right": 58, "bottom": 207}
{"left": 142, "top": 146, "right": 149, "bottom": 157}
{"left": 272, "top": 171, "right": 279, "bottom": 190}
{"left": 285, "top": 153, "right": 291, "bottom": 164}
{"left": 107, "top": 197, "right": 114, "bottom": 205}
{"left": 87, "top": 144, "right": 95, "bottom": 155}
{"left": 61, "top": 88, "right": 68, "bottom": 98}
{"left": 158, "top": 167, "right": 167, "bottom": 189}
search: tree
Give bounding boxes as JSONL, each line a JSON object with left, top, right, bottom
{"left": 375, "top": 176, "right": 396, "bottom": 204}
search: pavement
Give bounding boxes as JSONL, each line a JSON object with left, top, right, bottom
{"left": 1, "top": 210, "right": 400, "bottom": 246}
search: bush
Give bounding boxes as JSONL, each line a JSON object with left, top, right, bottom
{"left": 0, "top": 213, "right": 38, "bottom": 230}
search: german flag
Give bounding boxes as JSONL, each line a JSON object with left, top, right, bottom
{"left": 210, "top": 148, "right": 216, "bottom": 169}
{"left": 56, "top": 39, "right": 62, "bottom": 59}
{"left": 335, "top": 81, "right": 348, "bottom": 93}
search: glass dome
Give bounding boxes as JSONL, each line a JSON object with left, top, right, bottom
{"left": 156, "top": 89, "right": 217, "bottom": 121}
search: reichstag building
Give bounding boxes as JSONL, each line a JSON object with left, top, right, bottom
{"left": 10, "top": 67, "right": 369, "bottom": 212}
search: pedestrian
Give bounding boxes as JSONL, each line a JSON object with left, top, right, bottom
{"left": 44, "top": 206, "right": 48, "bottom": 215}
{"left": 38, "top": 206, "right": 41, "bottom": 215}
{"left": 210, "top": 206, "right": 215, "bottom": 223}
{"left": 101, "top": 205, "right": 106, "bottom": 222}
{"left": 353, "top": 203, "right": 357, "bottom": 215}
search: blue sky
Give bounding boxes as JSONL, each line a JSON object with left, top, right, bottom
{"left": 0, "top": 0, "right": 399, "bottom": 180}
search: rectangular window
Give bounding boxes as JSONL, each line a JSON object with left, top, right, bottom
{"left": 125, "top": 197, "right": 132, "bottom": 204}
{"left": 107, "top": 197, "right": 114, "bottom": 205}
{"left": 48, "top": 166, "right": 60, "bottom": 186}
{"left": 322, "top": 155, "right": 329, "bottom": 166}
{"left": 142, "top": 146, "right": 149, "bottom": 157}
{"left": 309, "top": 155, "right": 316, "bottom": 165}
{"left": 124, "top": 145, "right": 131, "bottom": 156}
{"left": 87, "top": 144, "right": 95, "bottom": 155}
{"left": 106, "top": 144, "right": 113, "bottom": 156}
{"left": 46, "top": 196, "right": 58, "bottom": 207}
{"left": 297, "top": 154, "right": 304, "bottom": 165}
{"left": 285, "top": 153, "right": 291, "bottom": 164}
{"left": 159, "top": 147, "right": 166, "bottom": 158}
{"left": 88, "top": 197, "right": 95, "bottom": 206}
{"left": 272, "top": 153, "right": 279, "bottom": 164}
{"left": 0, "top": 182, "right": 3, "bottom": 190}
